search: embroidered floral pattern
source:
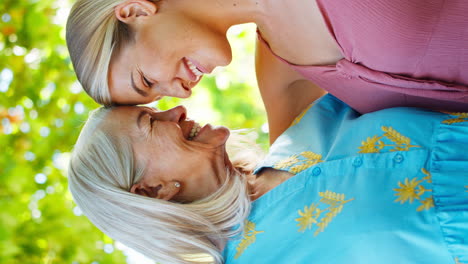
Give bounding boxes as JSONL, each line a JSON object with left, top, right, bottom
{"left": 234, "top": 220, "right": 264, "bottom": 259}
{"left": 358, "top": 126, "right": 420, "bottom": 153}
{"left": 290, "top": 103, "right": 314, "bottom": 127}
{"left": 417, "top": 197, "right": 435, "bottom": 211}
{"left": 273, "top": 151, "right": 323, "bottom": 174}
{"left": 359, "top": 135, "right": 384, "bottom": 153}
{"left": 394, "top": 177, "right": 423, "bottom": 203}
{"left": 441, "top": 112, "right": 468, "bottom": 124}
{"left": 394, "top": 168, "right": 434, "bottom": 211}
{"left": 454, "top": 257, "right": 468, "bottom": 264}
{"left": 274, "top": 155, "right": 300, "bottom": 170}
{"left": 296, "top": 191, "right": 354, "bottom": 236}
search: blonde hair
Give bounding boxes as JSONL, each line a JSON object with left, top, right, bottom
{"left": 68, "top": 107, "right": 262, "bottom": 264}
{"left": 66, "top": 0, "right": 149, "bottom": 105}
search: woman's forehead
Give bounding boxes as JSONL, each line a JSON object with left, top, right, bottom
{"left": 110, "top": 106, "right": 141, "bottom": 117}
{"left": 102, "top": 106, "right": 142, "bottom": 130}
{"left": 106, "top": 106, "right": 161, "bottom": 126}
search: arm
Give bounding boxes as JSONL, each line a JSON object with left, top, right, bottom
{"left": 255, "top": 38, "right": 326, "bottom": 144}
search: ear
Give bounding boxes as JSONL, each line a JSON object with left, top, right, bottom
{"left": 115, "top": 0, "right": 158, "bottom": 25}
{"left": 130, "top": 180, "right": 180, "bottom": 201}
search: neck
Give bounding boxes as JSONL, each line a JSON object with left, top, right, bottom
{"left": 180, "top": 0, "right": 268, "bottom": 33}
{"left": 247, "top": 168, "right": 293, "bottom": 201}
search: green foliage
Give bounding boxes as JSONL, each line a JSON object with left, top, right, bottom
{"left": 0, "top": 1, "right": 266, "bottom": 263}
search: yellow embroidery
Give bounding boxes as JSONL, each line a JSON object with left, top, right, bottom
{"left": 274, "top": 155, "right": 300, "bottom": 170}
{"left": 421, "top": 168, "right": 432, "bottom": 183}
{"left": 359, "top": 135, "right": 384, "bottom": 153}
{"left": 394, "top": 168, "right": 434, "bottom": 211}
{"left": 290, "top": 103, "right": 314, "bottom": 127}
{"left": 454, "top": 257, "right": 468, "bottom": 264}
{"left": 301, "top": 151, "right": 323, "bottom": 160}
{"left": 297, "top": 204, "right": 320, "bottom": 232}
{"left": 296, "top": 191, "right": 354, "bottom": 236}
{"left": 273, "top": 151, "right": 323, "bottom": 175}
{"left": 417, "top": 197, "right": 434, "bottom": 212}
{"left": 234, "top": 220, "right": 264, "bottom": 259}
{"left": 394, "top": 178, "right": 423, "bottom": 203}
{"left": 358, "top": 126, "right": 420, "bottom": 153}
{"left": 441, "top": 112, "right": 468, "bottom": 124}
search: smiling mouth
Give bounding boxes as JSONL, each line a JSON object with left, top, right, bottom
{"left": 181, "top": 58, "right": 205, "bottom": 93}
{"left": 188, "top": 122, "right": 201, "bottom": 140}
{"left": 184, "top": 57, "right": 203, "bottom": 80}
{"left": 187, "top": 59, "right": 203, "bottom": 77}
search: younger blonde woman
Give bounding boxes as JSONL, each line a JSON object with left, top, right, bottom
{"left": 67, "top": 0, "right": 468, "bottom": 123}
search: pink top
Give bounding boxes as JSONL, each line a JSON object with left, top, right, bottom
{"left": 260, "top": 0, "right": 468, "bottom": 113}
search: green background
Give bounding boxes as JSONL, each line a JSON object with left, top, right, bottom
{"left": 0, "top": 0, "right": 267, "bottom": 263}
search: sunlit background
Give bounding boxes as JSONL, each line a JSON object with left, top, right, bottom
{"left": 0, "top": 0, "right": 267, "bottom": 263}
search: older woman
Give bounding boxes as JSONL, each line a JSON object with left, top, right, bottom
{"left": 66, "top": 0, "right": 468, "bottom": 121}
{"left": 68, "top": 89, "right": 468, "bottom": 263}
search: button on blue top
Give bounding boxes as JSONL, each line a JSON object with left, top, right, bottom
{"left": 353, "top": 157, "right": 363, "bottom": 167}
{"left": 393, "top": 154, "right": 404, "bottom": 163}
{"left": 312, "top": 167, "right": 321, "bottom": 176}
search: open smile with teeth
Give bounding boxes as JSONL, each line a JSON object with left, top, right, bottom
{"left": 186, "top": 59, "right": 203, "bottom": 78}
{"left": 188, "top": 122, "right": 202, "bottom": 140}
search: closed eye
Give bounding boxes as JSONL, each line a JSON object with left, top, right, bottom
{"left": 137, "top": 67, "right": 154, "bottom": 88}
{"left": 148, "top": 115, "right": 154, "bottom": 129}
{"left": 142, "top": 114, "right": 154, "bottom": 138}
{"left": 143, "top": 75, "right": 154, "bottom": 88}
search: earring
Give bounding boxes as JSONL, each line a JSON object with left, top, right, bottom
{"left": 174, "top": 181, "right": 181, "bottom": 188}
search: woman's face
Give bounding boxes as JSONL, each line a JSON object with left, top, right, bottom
{"left": 108, "top": 0, "right": 233, "bottom": 105}
{"left": 104, "top": 105, "right": 231, "bottom": 202}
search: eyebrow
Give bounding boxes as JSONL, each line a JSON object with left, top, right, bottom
{"left": 130, "top": 71, "right": 149, "bottom": 97}
{"left": 136, "top": 110, "right": 147, "bottom": 129}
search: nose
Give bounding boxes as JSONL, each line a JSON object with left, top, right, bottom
{"left": 157, "top": 105, "right": 187, "bottom": 123}
{"left": 172, "top": 105, "right": 187, "bottom": 122}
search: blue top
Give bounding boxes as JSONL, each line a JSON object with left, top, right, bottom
{"left": 223, "top": 94, "right": 468, "bottom": 264}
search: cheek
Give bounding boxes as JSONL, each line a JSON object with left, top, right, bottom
{"left": 138, "top": 25, "right": 179, "bottom": 64}
{"left": 140, "top": 37, "right": 172, "bottom": 64}
{"left": 190, "top": 172, "right": 222, "bottom": 200}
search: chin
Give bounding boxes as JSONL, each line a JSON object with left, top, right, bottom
{"left": 209, "top": 43, "right": 233, "bottom": 68}
{"left": 217, "top": 126, "right": 230, "bottom": 144}
{"left": 195, "top": 124, "right": 230, "bottom": 147}
{"left": 220, "top": 49, "right": 233, "bottom": 67}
